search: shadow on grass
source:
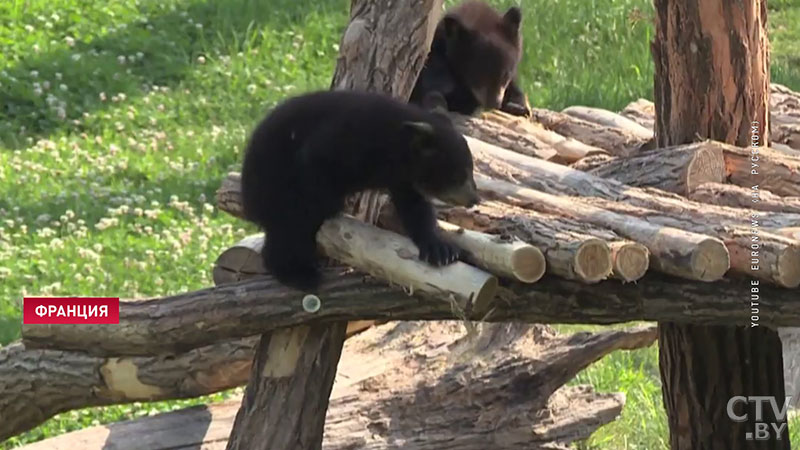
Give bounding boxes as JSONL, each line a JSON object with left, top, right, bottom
{"left": 0, "top": 0, "right": 346, "bottom": 148}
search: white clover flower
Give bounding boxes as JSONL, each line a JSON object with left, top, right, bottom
{"left": 65, "top": 36, "right": 75, "bottom": 47}
{"left": 24, "top": 25, "right": 34, "bottom": 33}
{"left": 59, "top": 83, "right": 67, "bottom": 91}
{"left": 30, "top": 70, "right": 39, "bottom": 78}
{"left": 246, "top": 84, "right": 256, "bottom": 94}
{"left": 197, "top": 55, "right": 206, "bottom": 64}
{"left": 117, "top": 55, "right": 126, "bottom": 64}
{"left": 71, "top": 53, "right": 81, "bottom": 61}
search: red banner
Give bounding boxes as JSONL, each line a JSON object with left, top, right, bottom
{"left": 23, "top": 297, "right": 120, "bottom": 324}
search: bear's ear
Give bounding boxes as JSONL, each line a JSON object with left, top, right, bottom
{"left": 503, "top": 7, "right": 522, "bottom": 31}
{"left": 421, "top": 92, "right": 449, "bottom": 115}
{"left": 442, "top": 15, "right": 465, "bottom": 40}
{"left": 403, "top": 121, "right": 435, "bottom": 137}
{"left": 402, "top": 121, "right": 438, "bottom": 157}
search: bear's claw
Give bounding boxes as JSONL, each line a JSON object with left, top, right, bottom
{"left": 418, "top": 238, "right": 462, "bottom": 267}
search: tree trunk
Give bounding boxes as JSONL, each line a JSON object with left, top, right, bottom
{"left": 570, "top": 141, "right": 727, "bottom": 196}
{"left": 651, "top": 0, "right": 789, "bottom": 448}
{"left": 618, "top": 83, "right": 800, "bottom": 154}
{"left": 225, "top": 1, "right": 443, "bottom": 449}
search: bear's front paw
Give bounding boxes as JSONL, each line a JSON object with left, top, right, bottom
{"left": 271, "top": 265, "right": 322, "bottom": 292}
{"left": 417, "top": 237, "right": 463, "bottom": 267}
{"left": 500, "top": 101, "right": 531, "bottom": 117}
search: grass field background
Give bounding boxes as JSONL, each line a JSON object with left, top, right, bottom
{"left": 1, "top": 0, "right": 799, "bottom": 448}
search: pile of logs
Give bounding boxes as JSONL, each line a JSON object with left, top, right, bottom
{"left": 8, "top": 82, "right": 800, "bottom": 449}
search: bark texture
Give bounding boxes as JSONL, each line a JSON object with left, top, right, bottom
{"left": 18, "top": 322, "right": 658, "bottom": 450}
{"left": 689, "top": 182, "right": 800, "bottom": 214}
{"left": 0, "top": 339, "right": 256, "bottom": 442}
{"left": 570, "top": 141, "right": 727, "bottom": 195}
{"left": 530, "top": 108, "right": 650, "bottom": 157}
{"left": 470, "top": 137, "right": 800, "bottom": 288}
{"left": 474, "top": 174, "right": 731, "bottom": 283}
{"left": 561, "top": 105, "right": 654, "bottom": 141}
{"left": 20, "top": 269, "right": 800, "bottom": 360}
{"left": 618, "top": 83, "right": 800, "bottom": 154}
{"left": 651, "top": 0, "right": 789, "bottom": 448}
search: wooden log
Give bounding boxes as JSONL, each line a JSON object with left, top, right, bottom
{"left": 618, "top": 87, "right": 800, "bottom": 154}
{"left": 569, "top": 141, "right": 727, "bottom": 195}
{"left": 0, "top": 339, "right": 257, "bottom": 442}
{"left": 447, "top": 112, "right": 559, "bottom": 161}
{"left": 473, "top": 174, "right": 730, "bottom": 283}
{"left": 434, "top": 203, "right": 647, "bottom": 283}
{"left": 721, "top": 142, "right": 800, "bottom": 197}
{"left": 470, "top": 135, "right": 800, "bottom": 230}
{"left": 17, "top": 322, "right": 658, "bottom": 450}
{"left": 316, "top": 216, "right": 498, "bottom": 312}
{"left": 434, "top": 221, "right": 545, "bottom": 283}
{"left": 619, "top": 98, "right": 655, "bottom": 130}
{"left": 562, "top": 105, "right": 654, "bottom": 141}
{"left": 608, "top": 240, "right": 650, "bottom": 283}
{"left": 219, "top": 173, "right": 514, "bottom": 288}
{"left": 472, "top": 202, "right": 650, "bottom": 282}
{"left": 469, "top": 137, "right": 800, "bottom": 287}
{"left": 19, "top": 272, "right": 800, "bottom": 359}
{"left": 689, "top": 182, "right": 800, "bottom": 214}
{"left": 778, "top": 228, "right": 800, "bottom": 241}
{"left": 771, "top": 83, "right": 800, "bottom": 151}
{"left": 222, "top": 174, "right": 607, "bottom": 284}
{"left": 530, "top": 107, "right": 650, "bottom": 157}
{"left": 450, "top": 110, "right": 609, "bottom": 164}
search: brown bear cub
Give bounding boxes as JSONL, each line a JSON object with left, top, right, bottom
{"left": 410, "top": 0, "right": 531, "bottom": 117}
{"left": 240, "top": 90, "right": 480, "bottom": 291}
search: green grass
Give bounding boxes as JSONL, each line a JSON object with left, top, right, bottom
{"left": 0, "top": 0, "right": 798, "bottom": 448}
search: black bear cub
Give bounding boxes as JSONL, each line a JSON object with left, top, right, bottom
{"left": 241, "top": 90, "right": 480, "bottom": 291}
{"left": 410, "top": 0, "right": 530, "bottom": 117}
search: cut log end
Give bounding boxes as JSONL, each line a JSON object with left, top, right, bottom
{"left": 574, "top": 239, "right": 613, "bottom": 283}
{"left": 694, "top": 239, "right": 732, "bottom": 282}
{"left": 685, "top": 144, "right": 727, "bottom": 193}
{"left": 472, "top": 275, "right": 500, "bottom": 313}
{"left": 777, "top": 245, "right": 800, "bottom": 289}
{"left": 609, "top": 241, "right": 650, "bottom": 282}
{"left": 509, "top": 244, "right": 547, "bottom": 283}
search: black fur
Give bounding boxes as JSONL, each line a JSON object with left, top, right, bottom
{"left": 410, "top": 0, "right": 530, "bottom": 116}
{"left": 240, "top": 90, "right": 480, "bottom": 291}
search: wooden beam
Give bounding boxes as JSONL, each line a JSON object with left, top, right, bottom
{"left": 20, "top": 271, "right": 800, "bottom": 357}
{"left": 16, "top": 322, "right": 657, "bottom": 450}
